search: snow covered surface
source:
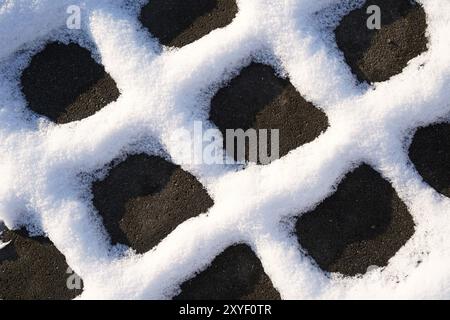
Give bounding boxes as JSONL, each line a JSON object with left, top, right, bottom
{"left": 0, "top": 239, "right": 9, "bottom": 250}
{"left": 0, "top": 0, "right": 449, "bottom": 299}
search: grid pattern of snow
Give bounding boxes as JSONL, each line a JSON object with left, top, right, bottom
{"left": 0, "top": 0, "right": 449, "bottom": 299}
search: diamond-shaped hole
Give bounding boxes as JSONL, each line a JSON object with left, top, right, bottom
{"left": 0, "top": 225, "right": 83, "bottom": 300}
{"left": 296, "top": 164, "right": 415, "bottom": 276}
{"left": 21, "top": 42, "right": 120, "bottom": 124}
{"left": 209, "top": 63, "right": 329, "bottom": 165}
{"left": 92, "top": 154, "right": 214, "bottom": 254}
{"left": 175, "top": 244, "right": 280, "bottom": 300}
{"left": 140, "top": 0, "right": 238, "bottom": 48}
{"left": 335, "top": 0, "right": 428, "bottom": 83}
{"left": 409, "top": 123, "right": 450, "bottom": 198}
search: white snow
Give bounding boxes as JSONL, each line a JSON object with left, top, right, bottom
{"left": 0, "top": 0, "right": 449, "bottom": 299}
{"left": 0, "top": 241, "right": 9, "bottom": 250}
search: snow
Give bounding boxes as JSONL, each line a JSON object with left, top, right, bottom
{"left": 0, "top": 240, "right": 9, "bottom": 250}
{"left": 0, "top": 0, "right": 449, "bottom": 299}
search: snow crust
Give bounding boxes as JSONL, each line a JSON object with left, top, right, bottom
{"left": 0, "top": 0, "right": 449, "bottom": 299}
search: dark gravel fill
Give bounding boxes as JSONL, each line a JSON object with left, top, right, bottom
{"left": 296, "top": 164, "right": 415, "bottom": 276}
{"left": 209, "top": 63, "right": 329, "bottom": 164}
{"left": 0, "top": 225, "right": 83, "bottom": 300}
{"left": 92, "top": 154, "right": 214, "bottom": 254}
{"left": 140, "top": 0, "right": 238, "bottom": 48}
{"left": 409, "top": 123, "right": 450, "bottom": 198}
{"left": 335, "top": 0, "right": 427, "bottom": 83}
{"left": 21, "top": 42, "right": 120, "bottom": 124}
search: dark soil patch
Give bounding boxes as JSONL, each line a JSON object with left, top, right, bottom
{"left": 296, "top": 164, "right": 415, "bottom": 276}
{"left": 92, "top": 154, "right": 214, "bottom": 254}
{"left": 409, "top": 123, "right": 450, "bottom": 198}
{"left": 21, "top": 42, "right": 120, "bottom": 124}
{"left": 175, "top": 244, "right": 280, "bottom": 300}
{"left": 140, "top": 0, "right": 238, "bottom": 48}
{"left": 0, "top": 226, "right": 83, "bottom": 300}
{"left": 209, "top": 63, "right": 329, "bottom": 164}
{"left": 335, "top": 0, "right": 428, "bottom": 83}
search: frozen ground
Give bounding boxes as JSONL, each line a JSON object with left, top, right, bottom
{"left": 0, "top": 0, "right": 449, "bottom": 299}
